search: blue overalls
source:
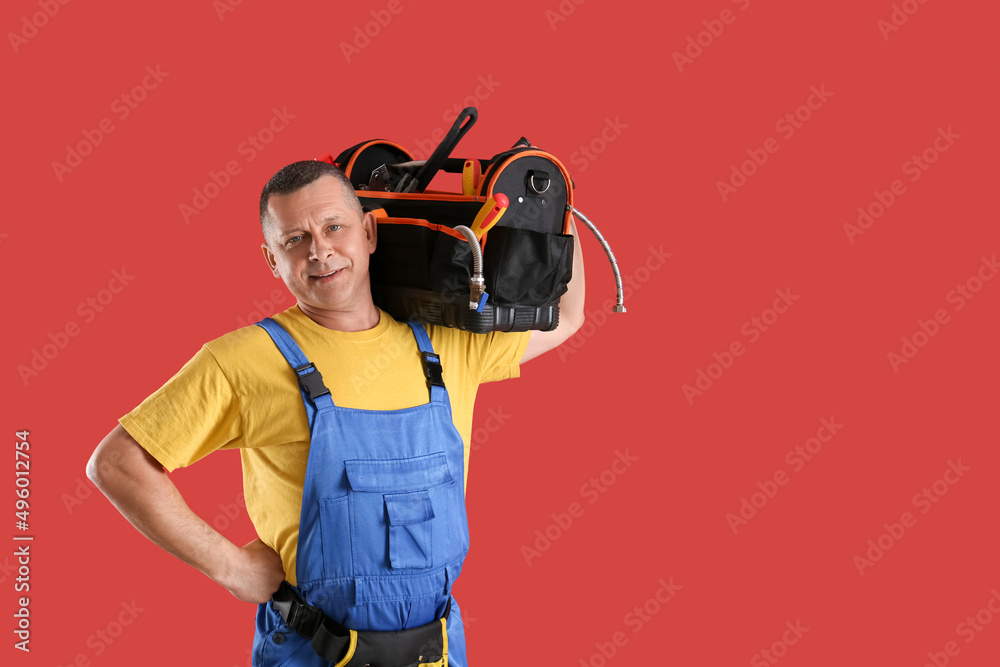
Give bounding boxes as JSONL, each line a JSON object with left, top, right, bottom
{"left": 251, "top": 318, "right": 470, "bottom": 666}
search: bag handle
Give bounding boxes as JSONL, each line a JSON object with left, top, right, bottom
{"left": 411, "top": 107, "right": 477, "bottom": 192}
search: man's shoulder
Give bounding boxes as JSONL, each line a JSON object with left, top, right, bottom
{"left": 423, "top": 323, "right": 531, "bottom": 383}
{"left": 202, "top": 318, "right": 278, "bottom": 361}
{"left": 205, "top": 305, "right": 341, "bottom": 355}
{"left": 423, "top": 321, "right": 489, "bottom": 357}
{"left": 426, "top": 324, "right": 532, "bottom": 353}
{"left": 423, "top": 322, "right": 527, "bottom": 344}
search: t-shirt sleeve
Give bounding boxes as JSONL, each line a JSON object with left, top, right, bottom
{"left": 478, "top": 330, "right": 531, "bottom": 384}
{"left": 119, "top": 345, "right": 243, "bottom": 472}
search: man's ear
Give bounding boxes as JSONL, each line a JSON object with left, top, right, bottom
{"left": 261, "top": 242, "right": 280, "bottom": 277}
{"left": 363, "top": 210, "right": 378, "bottom": 254}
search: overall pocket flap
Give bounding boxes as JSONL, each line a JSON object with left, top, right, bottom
{"left": 345, "top": 452, "right": 454, "bottom": 492}
{"left": 384, "top": 491, "right": 435, "bottom": 525}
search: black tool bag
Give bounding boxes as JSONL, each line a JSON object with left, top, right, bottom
{"left": 321, "top": 107, "right": 623, "bottom": 333}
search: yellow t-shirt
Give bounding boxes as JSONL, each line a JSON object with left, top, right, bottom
{"left": 120, "top": 306, "right": 530, "bottom": 585}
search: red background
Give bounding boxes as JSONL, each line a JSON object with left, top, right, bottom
{"left": 3, "top": 0, "right": 999, "bottom": 665}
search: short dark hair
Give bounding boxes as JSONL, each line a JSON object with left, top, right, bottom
{"left": 259, "top": 160, "right": 362, "bottom": 232}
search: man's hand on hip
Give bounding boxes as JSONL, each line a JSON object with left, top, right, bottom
{"left": 88, "top": 425, "right": 287, "bottom": 606}
{"left": 223, "top": 538, "right": 287, "bottom": 604}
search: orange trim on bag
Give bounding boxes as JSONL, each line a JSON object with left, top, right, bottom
{"left": 482, "top": 149, "right": 575, "bottom": 234}
{"left": 423, "top": 189, "right": 465, "bottom": 196}
{"left": 342, "top": 140, "right": 413, "bottom": 179}
{"left": 357, "top": 190, "right": 484, "bottom": 203}
{"left": 378, "top": 217, "right": 468, "bottom": 242}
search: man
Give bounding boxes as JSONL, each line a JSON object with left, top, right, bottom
{"left": 87, "top": 159, "right": 584, "bottom": 666}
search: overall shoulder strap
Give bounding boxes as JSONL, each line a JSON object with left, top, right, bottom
{"left": 405, "top": 322, "right": 447, "bottom": 404}
{"left": 256, "top": 318, "right": 335, "bottom": 417}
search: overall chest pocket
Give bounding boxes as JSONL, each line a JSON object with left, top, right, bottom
{"left": 345, "top": 452, "right": 466, "bottom": 572}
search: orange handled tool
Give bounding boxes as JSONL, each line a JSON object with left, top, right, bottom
{"left": 469, "top": 193, "right": 509, "bottom": 238}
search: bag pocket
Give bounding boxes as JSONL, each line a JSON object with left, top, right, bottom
{"left": 369, "top": 218, "right": 472, "bottom": 297}
{"left": 483, "top": 226, "right": 574, "bottom": 306}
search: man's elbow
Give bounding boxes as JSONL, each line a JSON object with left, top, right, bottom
{"left": 87, "top": 425, "right": 155, "bottom": 493}
{"left": 549, "top": 308, "right": 585, "bottom": 353}
{"left": 87, "top": 435, "right": 119, "bottom": 491}
{"left": 561, "top": 306, "right": 585, "bottom": 341}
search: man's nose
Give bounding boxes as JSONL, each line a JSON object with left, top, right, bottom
{"left": 309, "top": 233, "right": 335, "bottom": 261}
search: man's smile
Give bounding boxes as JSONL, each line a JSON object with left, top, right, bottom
{"left": 311, "top": 268, "right": 343, "bottom": 282}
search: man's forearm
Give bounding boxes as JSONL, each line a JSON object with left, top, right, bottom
{"left": 86, "top": 425, "right": 280, "bottom": 601}
{"left": 559, "top": 217, "right": 586, "bottom": 331}
{"left": 521, "top": 218, "right": 586, "bottom": 362}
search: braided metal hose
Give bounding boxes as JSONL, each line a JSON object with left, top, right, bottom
{"left": 571, "top": 207, "right": 626, "bottom": 312}
{"left": 454, "top": 225, "right": 485, "bottom": 310}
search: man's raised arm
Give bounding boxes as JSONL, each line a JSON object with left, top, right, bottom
{"left": 86, "top": 424, "right": 285, "bottom": 603}
{"left": 521, "top": 217, "right": 586, "bottom": 363}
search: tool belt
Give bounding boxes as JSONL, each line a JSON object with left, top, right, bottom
{"left": 271, "top": 582, "right": 449, "bottom": 667}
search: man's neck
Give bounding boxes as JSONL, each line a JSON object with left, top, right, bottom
{"left": 296, "top": 301, "right": 381, "bottom": 332}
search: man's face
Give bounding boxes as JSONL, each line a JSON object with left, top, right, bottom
{"left": 261, "top": 175, "right": 377, "bottom": 317}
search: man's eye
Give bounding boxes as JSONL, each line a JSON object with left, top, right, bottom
{"left": 287, "top": 235, "right": 303, "bottom": 245}
{"left": 328, "top": 225, "right": 341, "bottom": 232}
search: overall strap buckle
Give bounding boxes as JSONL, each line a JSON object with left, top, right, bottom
{"left": 294, "top": 362, "right": 331, "bottom": 401}
{"left": 272, "top": 582, "right": 347, "bottom": 638}
{"left": 421, "top": 352, "right": 445, "bottom": 390}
